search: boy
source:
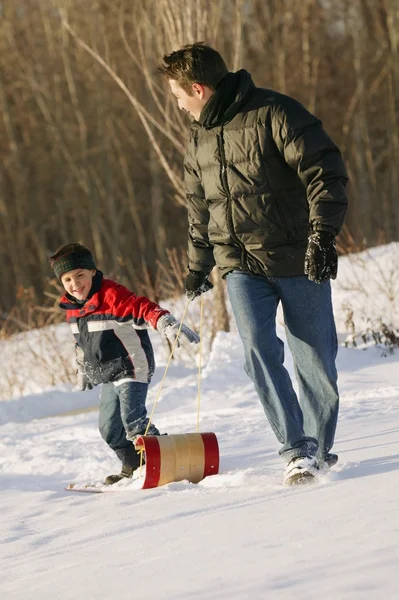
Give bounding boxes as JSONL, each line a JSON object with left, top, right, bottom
{"left": 50, "top": 242, "right": 199, "bottom": 485}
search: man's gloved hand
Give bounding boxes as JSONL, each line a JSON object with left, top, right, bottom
{"left": 185, "top": 270, "right": 213, "bottom": 301}
{"left": 75, "top": 344, "right": 93, "bottom": 391}
{"left": 77, "top": 370, "right": 93, "bottom": 391}
{"left": 157, "top": 314, "right": 200, "bottom": 347}
{"left": 304, "top": 231, "right": 338, "bottom": 284}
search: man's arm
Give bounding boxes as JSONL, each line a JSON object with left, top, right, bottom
{"left": 184, "top": 138, "right": 215, "bottom": 273}
{"left": 271, "top": 98, "right": 348, "bottom": 235}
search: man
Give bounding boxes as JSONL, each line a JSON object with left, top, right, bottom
{"left": 158, "top": 43, "right": 348, "bottom": 485}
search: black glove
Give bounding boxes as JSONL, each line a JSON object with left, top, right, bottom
{"left": 185, "top": 270, "right": 213, "bottom": 301}
{"left": 304, "top": 232, "right": 338, "bottom": 284}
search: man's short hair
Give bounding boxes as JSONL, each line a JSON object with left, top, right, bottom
{"left": 158, "top": 42, "right": 228, "bottom": 93}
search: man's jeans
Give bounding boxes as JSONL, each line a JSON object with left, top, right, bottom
{"left": 226, "top": 271, "right": 339, "bottom": 463}
{"left": 99, "top": 381, "right": 159, "bottom": 467}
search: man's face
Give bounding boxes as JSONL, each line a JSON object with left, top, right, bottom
{"left": 168, "top": 79, "right": 210, "bottom": 121}
{"left": 61, "top": 268, "right": 95, "bottom": 301}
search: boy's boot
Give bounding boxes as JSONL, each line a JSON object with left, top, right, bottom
{"left": 104, "top": 464, "right": 135, "bottom": 486}
{"left": 104, "top": 445, "right": 144, "bottom": 485}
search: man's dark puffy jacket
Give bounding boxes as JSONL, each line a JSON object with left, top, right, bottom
{"left": 184, "top": 70, "right": 348, "bottom": 277}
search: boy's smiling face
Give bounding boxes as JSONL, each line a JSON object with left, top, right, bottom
{"left": 61, "top": 268, "right": 96, "bottom": 301}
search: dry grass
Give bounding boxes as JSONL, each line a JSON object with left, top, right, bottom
{"left": 336, "top": 242, "right": 399, "bottom": 354}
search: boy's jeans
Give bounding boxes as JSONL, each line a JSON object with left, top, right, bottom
{"left": 99, "top": 381, "right": 159, "bottom": 467}
{"left": 226, "top": 271, "right": 339, "bottom": 463}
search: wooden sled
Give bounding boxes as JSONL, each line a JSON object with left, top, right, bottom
{"left": 134, "top": 432, "right": 219, "bottom": 489}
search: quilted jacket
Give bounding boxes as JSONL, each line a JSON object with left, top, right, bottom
{"left": 184, "top": 70, "right": 348, "bottom": 277}
{"left": 60, "top": 272, "right": 169, "bottom": 385}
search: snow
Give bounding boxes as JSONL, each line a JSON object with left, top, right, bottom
{"left": 1, "top": 244, "right": 399, "bottom": 600}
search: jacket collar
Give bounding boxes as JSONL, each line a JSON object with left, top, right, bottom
{"left": 197, "top": 69, "right": 255, "bottom": 129}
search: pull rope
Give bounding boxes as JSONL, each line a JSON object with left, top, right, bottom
{"left": 144, "top": 297, "right": 191, "bottom": 436}
{"left": 137, "top": 296, "right": 204, "bottom": 472}
{"left": 196, "top": 295, "right": 204, "bottom": 433}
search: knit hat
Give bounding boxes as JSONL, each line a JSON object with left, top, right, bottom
{"left": 50, "top": 243, "right": 97, "bottom": 281}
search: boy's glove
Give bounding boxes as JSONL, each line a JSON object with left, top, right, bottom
{"left": 304, "top": 231, "right": 338, "bottom": 284}
{"left": 77, "top": 370, "right": 93, "bottom": 391}
{"left": 75, "top": 345, "right": 93, "bottom": 391}
{"left": 157, "top": 314, "right": 200, "bottom": 347}
{"left": 185, "top": 270, "right": 213, "bottom": 301}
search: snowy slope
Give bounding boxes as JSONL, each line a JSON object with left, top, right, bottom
{"left": 1, "top": 245, "right": 399, "bottom": 600}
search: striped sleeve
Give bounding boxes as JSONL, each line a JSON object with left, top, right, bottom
{"left": 107, "top": 283, "right": 169, "bottom": 330}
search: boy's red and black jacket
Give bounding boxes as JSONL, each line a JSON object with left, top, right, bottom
{"left": 60, "top": 272, "right": 169, "bottom": 386}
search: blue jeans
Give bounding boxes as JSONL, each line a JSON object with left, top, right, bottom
{"left": 99, "top": 381, "right": 160, "bottom": 467}
{"left": 226, "top": 272, "right": 339, "bottom": 463}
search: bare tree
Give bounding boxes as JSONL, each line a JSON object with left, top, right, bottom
{"left": 1, "top": 0, "right": 399, "bottom": 330}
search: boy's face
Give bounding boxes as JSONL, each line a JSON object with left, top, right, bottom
{"left": 61, "top": 268, "right": 96, "bottom": 301}
{"left": 168, "top": 79, "right": 213, "bottom": 121}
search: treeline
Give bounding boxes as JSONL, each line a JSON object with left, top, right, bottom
{"left": 1, "top": 0, "right": 399, "bottom": 319}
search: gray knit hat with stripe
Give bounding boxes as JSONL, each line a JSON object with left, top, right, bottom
{"left": 50, "top": 243, "right": 97, "bottom": 281}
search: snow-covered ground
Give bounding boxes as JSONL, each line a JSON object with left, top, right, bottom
{"left": 1, "top": 244, "right": 399, "bottom": 600}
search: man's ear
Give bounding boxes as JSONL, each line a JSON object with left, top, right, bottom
{"left": 192, "top": 83, "right": 206, "bottom": 99}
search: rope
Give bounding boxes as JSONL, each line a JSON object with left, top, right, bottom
{"left": 137, "top": 297, "right": 192, "bottom": 471}
{"left": 196, "top": 295, "right": 204, "bottom": 433}
{"left": 145, "top": 297, "right": 191, "bottom": 435}
{"left": 136, "top": 295, "right": 205, "bottom": 473}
